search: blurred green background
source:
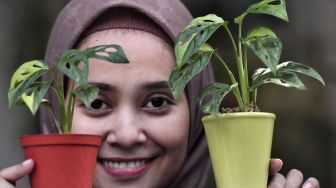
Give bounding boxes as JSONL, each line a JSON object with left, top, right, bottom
{"left": 0, "top": 0, "right": 335, "bottom": 187}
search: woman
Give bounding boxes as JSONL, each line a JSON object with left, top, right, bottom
{"left": 0, "top": 0, "right": 320, "bottom": 187}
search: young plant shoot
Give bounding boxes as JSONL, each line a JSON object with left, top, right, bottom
{"left": 8, "top": 45, "right": 128, "bottom": 133}
{"left": 168, "top": 0, "right": 325, "bottom": 115}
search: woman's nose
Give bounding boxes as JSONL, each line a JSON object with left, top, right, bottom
{"left": 106, "top": 113, "right": 147, "bottom": 148}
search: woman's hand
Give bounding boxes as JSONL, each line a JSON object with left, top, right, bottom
{"left": 0, "top": 159, "right": 34, "bottom": 188}
{"left": 268, "top": 158, "right": 320, "bottom": 188}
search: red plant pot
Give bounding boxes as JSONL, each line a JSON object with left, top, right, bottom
{"left": 20, "top": 134, "right": 102, "bottom": 188}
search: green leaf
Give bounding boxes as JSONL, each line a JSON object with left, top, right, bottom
{"left": 21, "top": 81, "right": 52, "bottom": 115}
{"left": 251, "top": 61, "right": 325, "bottom": 90}
{"left": 87, "top": 45, "right": 129, "bottom": 63}
{"left": 236, "top": 0, "right": 288, "bottom": 23}
{"left": 56, "top": 49, "right": 88, "bottom": 84}
{"left": 168, "top": 44, "right": 215, "bottom": 99}
{"left": 8, "top": 60, "right": 49, "bottom": 108}
{"left": 198, "top": 83, "right": 237, "bottom": 115}
{"left": 72, "top": 84, "right": 99, "bottom": 108}
{"left": 252, "top": 69, "right": 305, "bottom": 90}
{"left": 245, "top": 26, "right": 277, "bottom": 38}
{"left": 242, "top": 27, "right": 282, "bottom": 75}
{"left": 277, "top": 61, "right": 325, "bottom": 86}
{"left": 56, "top": 45, "right": 129, "bottom": 85}
{"left": 175, "top": 14, "right": 226, "bottom": 67}
{"left": 250, "top": 0, "right": 288, "bottom": 21}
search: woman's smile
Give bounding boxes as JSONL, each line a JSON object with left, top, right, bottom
{"left": 98, "top": 155, "right": 159, "bottom": 178}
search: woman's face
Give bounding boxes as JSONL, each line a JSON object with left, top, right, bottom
{"left": 71, "top": 29, "right": 190, "bottom": 188}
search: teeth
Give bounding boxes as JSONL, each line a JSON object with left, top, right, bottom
{"left": 103, "top": 160, "right": 146, "bottom": 169}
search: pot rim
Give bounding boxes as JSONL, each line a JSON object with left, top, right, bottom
{"left": 202, "top": 112, "right": 276, "bottom": 122}
{"left": 20, "top": 134, "right": 102, "bottom": 147}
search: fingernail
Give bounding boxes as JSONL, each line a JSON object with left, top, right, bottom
{"left": 302, "top": 182, "right": 312, "bottom": 188}
{"left": 275, "top": 158, "right": 283, "bottom": 162}
{"left": 22, "top": 159, "right": 33, "bottom": 166}
{"left": 277, "top": 159, "right": 283, "bottom": 165}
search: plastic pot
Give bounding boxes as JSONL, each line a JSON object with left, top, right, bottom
{"left": 202, "top": 112, "right": 275, "bottom": 188}
{"left": 20, "top": 134, "right": 101, "bottom": 188}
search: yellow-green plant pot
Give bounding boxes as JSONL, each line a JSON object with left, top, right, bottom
{"left": 202, "top": 112, "right": 275, "bottom": 188}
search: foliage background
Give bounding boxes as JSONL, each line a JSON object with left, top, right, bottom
{"left": 0, "top": 0, "right": 335, "bottom": 187}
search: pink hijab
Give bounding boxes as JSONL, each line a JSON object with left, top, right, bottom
{"left": 41, "top": 0, "right": 215, "bottom": 187}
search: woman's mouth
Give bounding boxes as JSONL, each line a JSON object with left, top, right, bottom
{"left": 98, "top": 157, "right": 157, "bottom": 178}
{"left": 103, "top": 160, "right": 145, "bottom": 169}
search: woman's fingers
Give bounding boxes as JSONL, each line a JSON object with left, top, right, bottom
{"left": 268, "top": 167, "right": 320, "bottom": 188}
{"left": 284, "top": 169, "right": 304, "bottom": 188}
{"left": 269, "top": 158, "right": 283, "bottom": 176}
{"left": 0, "top": 159, "right": 34, "bottom": 186}
{"left": 268, "top": 173, "right": 286, "bottom": 188}
{"left": 302, "top": 177, "right": 320, "bottom": 188}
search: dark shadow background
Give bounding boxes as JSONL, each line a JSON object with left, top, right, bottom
{"left": 1, "top": 0, "right": 335, "bottom": 187}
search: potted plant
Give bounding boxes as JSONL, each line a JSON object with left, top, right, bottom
{"left": 168, "top": 0, "right": 325, "bottom": 188}
{"left": 8, "top": 45, "right": 128, "bottom": 188}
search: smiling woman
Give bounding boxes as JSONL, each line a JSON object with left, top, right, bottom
{"left": 71, "top": 29, "right": 190, "bottom": 187}
{"left": 40, "top": 1, "right": 212, "bottom": 187}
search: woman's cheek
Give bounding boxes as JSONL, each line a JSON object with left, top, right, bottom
{"left": 71, "top": 111, "right": 103, "bottom": 135}
{"left": 147, "top": 110, "right": 189, "bottom": 151}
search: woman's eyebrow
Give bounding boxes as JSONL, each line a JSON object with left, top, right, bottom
{"left": 88, "top": 82, "right": 116, "bottom": 91}
{"left": 143, "top": 81, "right": 170, "bottom": 90}
{"left": 88, "top": 81, "right": 170, "bottom": 91}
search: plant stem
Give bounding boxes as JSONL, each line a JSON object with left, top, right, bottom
{"left": 214, "top": 51, "right": 244, "bottom": 110}
{"left": 51, "top": 86, "right": 65, "bottom": 132}
{"left": 49, "top": 69, "right": 66, "bottom": 133}
{"left": 64, "top": 84, "right": 75, "bottom": 133}
{"left": 223, "top": 24, "right": 239, "bottom": 61}
{"left": 44, "top": 103, "right": 62, "bottom": 133}
{"left": 223, "top": 24, "right": 248, "bottom": 111}
{"left": 237, "top": 21, "right": 250, "bottom": 111}
{"left": 243, "top": 46, "right": 250, "bottom": 98}
{"left": 69, "top": 93, "right": 76, "bottom": 133}
{"left": 252, "top": 88, "right": 258, "bottom": 110}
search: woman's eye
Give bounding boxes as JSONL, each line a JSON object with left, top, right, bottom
{"left": 87, "top": 99, "right": 108, "bottom": 111}
{"left": 144, "top": 97, "right": 170, "bottom": 109}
